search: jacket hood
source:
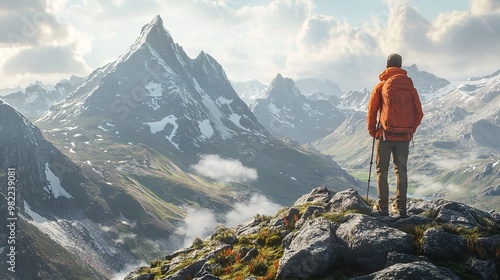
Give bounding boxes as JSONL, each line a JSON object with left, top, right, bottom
{"left": 379, "top": 67, "right": 407, "bottom": 81}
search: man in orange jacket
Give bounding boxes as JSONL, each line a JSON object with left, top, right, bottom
{"left": 367, "top": 53, "right": 424, "bottom": 217}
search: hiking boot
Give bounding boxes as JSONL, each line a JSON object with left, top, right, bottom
{"left": 372, "top": 204, "right": 388, "bottom": 217}
{"left": 391, "top": 203, "right": 407, "bottom": 217}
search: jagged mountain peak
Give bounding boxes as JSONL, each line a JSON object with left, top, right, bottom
{"left": 406, "top": 63, "right": 419, "bottom": 71}
{"left": 402, "top": 64, "right": 450, "bottom": 96}
{"left": 39, "top": 15, "right": 266, "bottom": 153}
{"left": 140, "top": 15, "right": 173, "bottom": 45}
{"left": 271, "top": 73, "right": 292, "bottom": 88}
{"left": 252, "top": 73, "right": 345, "bottom": 143}
{"left": 26, "top": 83, "right": 45, "bottom": 92}
{"left": 263, "top": 73, "right": 302, "bottom": 99}
{"left": 0, "top": 102, "right": 33, "bottom": 130}
{"left": 111, "top": 15, "right": 179, "bottom": 68}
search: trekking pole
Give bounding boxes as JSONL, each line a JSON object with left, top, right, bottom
{"left": 366, "top": 136, "right": 376, "bottom": 201}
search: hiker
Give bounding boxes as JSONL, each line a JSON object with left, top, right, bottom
{"left": 367, "top": 53, "right": 424, "bottom": 217}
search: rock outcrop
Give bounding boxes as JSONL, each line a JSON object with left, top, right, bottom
{"left": 125, "top": 186, "right": 500, "bottom": 279}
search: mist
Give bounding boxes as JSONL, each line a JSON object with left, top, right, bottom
{"left": 191, "top": 154, "right": 258, "bottom": 183}
{"left": 173, "top": 193, "right": 283, "bottom": 249}
{"left": 112, "top": 260, "right": 148, "bottom": 280}
{"left": 176, "top": 206, "right": 218, "bottom": 248}
{"left": 224, "top": 193, "right": 283, "bottom": 228}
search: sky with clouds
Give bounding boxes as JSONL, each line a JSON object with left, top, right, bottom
{"left": 1, "top": 0, "right": 499, "bottom": 91}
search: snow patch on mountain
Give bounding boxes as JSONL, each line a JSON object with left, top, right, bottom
{"left": 145, "top": 115, "right": 176, "bottom": 134}
{"left": 44, "top": 163, "right": 72, "bottom": 199}
{"left": 198, "top": 119, "right": 214, "bottom": 139}
{"left": 23, "top": 201, "right": 49, "bottom": 223}
{"left": 200, "top": 94, "right": 234, "bottom": 139}
{"left": 145, "top": 82, "right": 163, "bottom": 97}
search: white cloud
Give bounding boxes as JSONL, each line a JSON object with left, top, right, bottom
{"left": 374, "top": 0, "right": 500, "bottom": 82}
{"left": 191, "top": 154, "right": 258, "bottom": 183}
{"left": 172, "top": 193, "right": 282, "bottom": 249}
{"left": 224, "top": 194, "right": 283, "bottom": 228}
{"left": 176, "top": 206, "right": 218, "bottom": 248}
{"left": 0, "top": 0, "right": 92, "bottom": 85}
{"left": 471, "top": 0, "right": 500, "bottom": 15}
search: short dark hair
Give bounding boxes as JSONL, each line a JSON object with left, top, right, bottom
{"left": 386, "top": 53, "right": 402, "bottom": 68}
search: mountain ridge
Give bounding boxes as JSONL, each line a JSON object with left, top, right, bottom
{"left": 251, "top": 73, "right": 345, "bottom": 144}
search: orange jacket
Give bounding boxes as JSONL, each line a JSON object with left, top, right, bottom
{"left": 367, "top": 67, "right": 424, "bottom": 141}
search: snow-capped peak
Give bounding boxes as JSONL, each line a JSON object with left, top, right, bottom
{"left": 262, "top": 73, "right": 302, "bottom": 99}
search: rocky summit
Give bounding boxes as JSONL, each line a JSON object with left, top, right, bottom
{"left": 125, "top": 186, "right": 500, "bottom": 280}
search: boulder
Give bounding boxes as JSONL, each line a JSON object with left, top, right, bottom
{"left": 465, "top": 257, "right": 497, "bottom": 280}
{"left": 433, "top": 200, "right": 494, "bottom": 229}
{"left": 293, "top": 186, "right": 335, "bottom": 206}
{"left": 476, "top": 234, "right": 500, "bottom": 257}
{"left": 384, "top": 252, "right": 431, "bottom": 267}
{"left": 277, "top": 217, "right": 339, "bottom": 279}
{"left": 336, "top": 214, "right": 413, "bottom": 272}
{"left": 421, "top": 228, "right": 467, "bottom": 259}
{"left": 351, "top": 261, "right": 460, "bottom": 280}
{"left": 326, "top": 189, "right": 371, "bottom": 214}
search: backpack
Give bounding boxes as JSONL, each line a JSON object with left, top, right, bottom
{"left": 379, "top": 74, "right": 416, "bottom": 135}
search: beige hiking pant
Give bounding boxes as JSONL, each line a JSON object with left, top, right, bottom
{"left": 375, "top": 139, "right": 410, "bottom": 212}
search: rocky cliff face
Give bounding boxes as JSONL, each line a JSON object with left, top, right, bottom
{"left": 125, "top": 187, "right": 500, "bottom": 279}
{"left": 0, "top": 102, "right": 137, "bottom": 279}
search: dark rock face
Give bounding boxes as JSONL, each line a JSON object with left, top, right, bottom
{"left": 466, "top": 257, "right": 497, "bottom": 280}
{"left": 0, "top": 103, "right": 136, "bottom": 279}
{"left": 421, "top": 228, "right": 467, "bottom": 259}
{"left": 0, "top": 103, "right": 87, "bottom": 210}
{"left": 277, "top": 217, "right": 340, "bottom": 279}
{"left": 125, "top": 187, "right": 500, "bottom": 279}
{"left": 336, "top": 214, "right": 413, "bottom": 272}
{"left": 352, "top": 261, "right": 461, "bottom": 280}
{"left": 471, "top": 119, "right": 500, "bottom": 151}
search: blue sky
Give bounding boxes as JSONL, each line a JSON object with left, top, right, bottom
{"left": 0, "top": 0, "right": 498, "bottom": 91}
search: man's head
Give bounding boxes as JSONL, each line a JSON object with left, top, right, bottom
{"left": 386, "top": 53, "right": 402, "bottom": 68}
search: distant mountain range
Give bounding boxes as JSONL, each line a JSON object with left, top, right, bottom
{"left": 250, "top": 73, "right": 345, "bottom": 144}
{"left": 1, "top": 76, "right": 85, "bottom": 118}
{"left": 231, "top": 77, "right": 343, "bottom": 108}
